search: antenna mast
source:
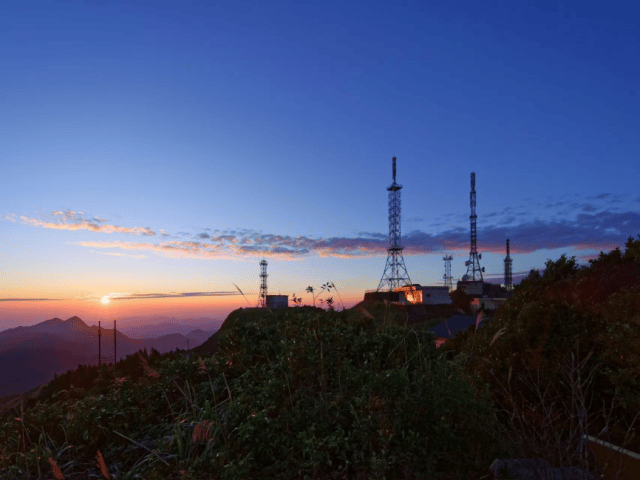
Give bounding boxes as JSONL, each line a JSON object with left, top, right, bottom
{"left": 443, "top": 255, "right": 453, "bottom": 291}
{"left": 377, "top": 157, "right": 412, "bottom": 291}
{"left": 259, "top": 259, "right": 268, "bottom": 308}
{"left": 464, "top": 172, "right": 484, "bottom": 281}
{"left": 504, "top": 239, "right": 513, "bottom": 291}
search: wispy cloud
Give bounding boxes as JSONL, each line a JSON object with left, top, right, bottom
{"left": 18, "top": 211, "right": 156, "bottom": 236}
{"left": 109, "top": 291, "right": 243, "bottom": 300}
{"left": 75, "top": 209, "right": 639, "bottom": 260}
{"left": 0, "top": 298, "right": 64, "bottom": 302}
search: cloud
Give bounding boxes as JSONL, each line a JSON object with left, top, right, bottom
{"left": 405, "top": 217, "right": 425, "bottom": 223}
{"left": 18, "top": 211, "right": 156, "bottom": 236}
{"left": 73, "top": 209, "right": 639, "bottom": 261}
{"left": 91, "top": 250, "right": 126, "bottom": 257}
{"left": 197, "top": 233, "right": 210, "bottom": 239}
{"left": 0, "top": 298, "right": 63, "bottom": 302}
{"left": 109, "top": 291, "right": 243, "bottom": 300}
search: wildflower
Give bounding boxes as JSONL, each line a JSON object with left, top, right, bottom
{"left": 198, "top": 356, "right": 207, "bottom": 373}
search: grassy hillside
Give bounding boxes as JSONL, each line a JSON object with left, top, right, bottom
{"left": 0, "top": 236, "right": 638, "bottom": 479}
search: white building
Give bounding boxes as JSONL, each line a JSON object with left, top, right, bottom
{"left": 394, "top": 285, "right": 452, "bottom": 305}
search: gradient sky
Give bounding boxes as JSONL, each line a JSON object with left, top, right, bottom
{"left": 2, "top": 1, "right": 639, "bottom": 331}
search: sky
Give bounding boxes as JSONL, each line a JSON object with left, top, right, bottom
{"left": 1, "top": 0, "right": 639, "bottom": 331}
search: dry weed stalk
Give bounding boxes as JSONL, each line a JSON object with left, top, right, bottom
{"left": 138, "top": 351, "right": 160, "bottom": 378}
{"left": 192, "top": 420, "right": 216, "bottom": 443}
{"left": 96, "top": 450, "right": 111, "bottom": 479}
{"left": 490, "top": 344, "right": 637, "bottom": 479}
{"left": 48, "top": 457, "right": 65, "bottom": 480}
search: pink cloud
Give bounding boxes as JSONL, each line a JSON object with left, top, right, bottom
{"left": 19, "top": 212, "right": 155, "bottom": 236}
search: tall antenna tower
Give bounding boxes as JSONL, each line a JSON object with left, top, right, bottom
{"left": 443, "top": 255, "right": 453, "bottom": 291}
{"left": 259, "top": 258, "right": 268, "bottom": 308}
{"left": 377, "top": 157, "right": 412, "bottom": 291}
{"left": 504, "top": 239, "right": 513, "bottom": 291}
{"left": 464, "top": 172, "right": 484, "bottom": 281}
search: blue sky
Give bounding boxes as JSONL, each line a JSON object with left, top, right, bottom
{"left": 1, "top": 0, "right": 639, "bottom": 326}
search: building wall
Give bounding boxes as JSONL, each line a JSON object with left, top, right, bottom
{"left": 266, "top": 295, "right": 288, "bottom": 308}
{"left": 421, "top": 287, "right": 452, "bottom": 305}
{"left": 457, "top": 280, "right": 483, "bottom": 297}
{"left": 471, "top": 297, "right": 506, "bottom": 312}
{"left": 393, "top": 285, "right": 452, "bottom": 305}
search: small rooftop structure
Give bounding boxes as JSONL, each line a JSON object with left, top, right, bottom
{"left": 394, "top": 285, "right": 452, "bottom": 305}
{"left": 456, "top": 280, "right": 484, "bottom": 297}
{"left": 266, "top": 295, "right": 288, "bottom": 309}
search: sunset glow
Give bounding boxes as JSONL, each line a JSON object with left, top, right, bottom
{"left": 1, "top": 1, "right": 638, "bottom": 332}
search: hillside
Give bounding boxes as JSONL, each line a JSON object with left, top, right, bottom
{"left": 0, "top": 317, "right": 215, "bottom": 396}
{"left": 0, "top": 236, "right": 638, "bottom": 479}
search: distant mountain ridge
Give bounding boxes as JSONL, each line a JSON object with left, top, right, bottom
{"left": 0, "top": 316, "right": 216, "bottom": 396}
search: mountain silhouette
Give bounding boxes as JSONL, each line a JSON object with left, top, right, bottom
{"left": 0, "top": 316, "right": 215, "bottom": 396}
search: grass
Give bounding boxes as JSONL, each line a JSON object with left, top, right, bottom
{"left": 0, "top": 305, "right": 510, "bottom": 479}
{"left": 0, "top": 298, "right": 637, "bottom": 479}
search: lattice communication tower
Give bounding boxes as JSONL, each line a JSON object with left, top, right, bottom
{"left": 377, "top": 157, "right": 412, "bottom": 291}
{"left": 464, "top": 172, "right": 484, "bottom": 281}
{"left": 443, "top": 255, "right": 453, "bottom": 291}
{"left": 504, "top": 239, "right": 513, "bottom": 291}
{"left": 259, "top": 259, "right": 268, "bottom": 308}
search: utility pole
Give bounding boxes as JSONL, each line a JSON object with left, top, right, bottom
{"left": 98, "top": 320, "right": 102, "bottom": 366}
{"left": 114, "top": 319, "right": 117, "bottom": 370}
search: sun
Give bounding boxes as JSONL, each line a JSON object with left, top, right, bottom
{"left": 101, "top": 296, "right": 111, "bottom": 305}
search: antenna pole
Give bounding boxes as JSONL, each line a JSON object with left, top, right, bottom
{"left": 464, "top": 172, "right": 484, "bottom": 281}
{"left": 392, "top": 156, "right": 397, "bottom": 183}
{"left": 504, "top": 239, "right": 513, "bottom": 292}
{"left": 259, "top": 259, "right": 268, "bottom": 308}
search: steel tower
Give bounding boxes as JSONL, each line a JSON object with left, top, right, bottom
{"left": 259, "top": 259, "right": 268, "bottom": 308}
{"left": 377, "top": 157, "right": 412, "bottom": 291}
{"left": 504, "top": 239, "right": 513, "bottom": 291}
{"left": 464, "top": 172, "right": 484, "bottom": 281}
{"left": 443, "top": 255, "right": 453, "bottom": 291}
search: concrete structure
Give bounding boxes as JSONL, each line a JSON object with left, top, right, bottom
{"left": 266, "top": 295, "right": 288, "bottom": 308}
{"left": 395, "top": 285, "right": 452, "bottom": 305}
{"left": 471, "top": 297, "right": 507, "bottom": 312}
{"left": 456, "top": 280, "right": 484, "bottom": 297}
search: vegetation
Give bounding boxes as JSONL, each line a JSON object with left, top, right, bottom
{"left": 1, "top": 236, "right": 639, "bottom": 479}
{"left": 441, "top": 235, "right": 640, "bottom": 468}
